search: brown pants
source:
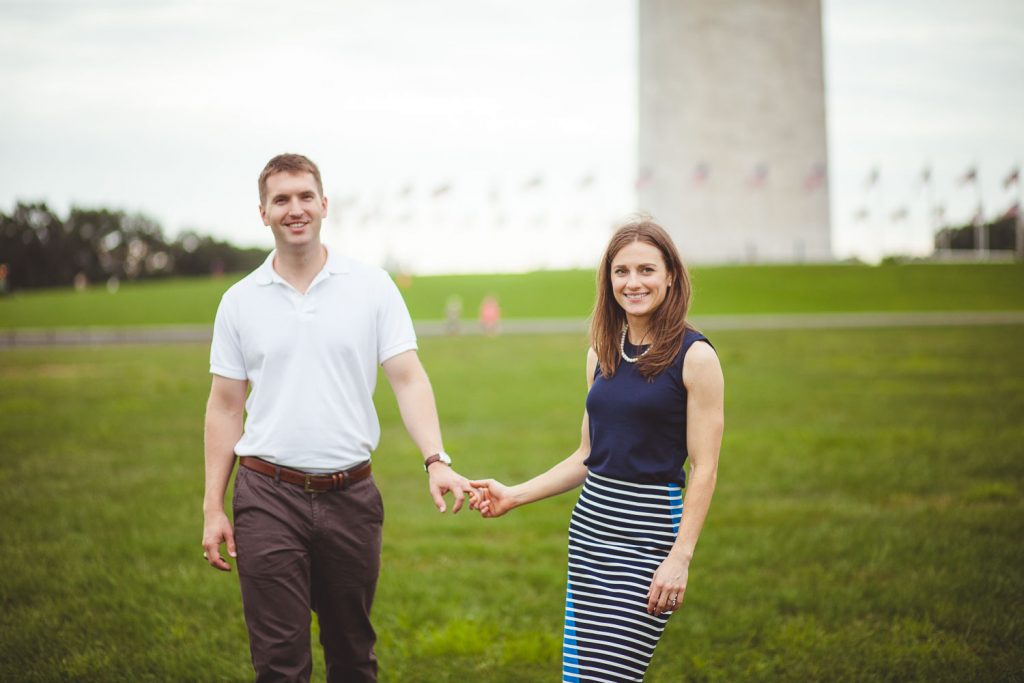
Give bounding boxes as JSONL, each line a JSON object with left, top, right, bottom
{"left": 233, "top": 464, "right": 384, "bottom": 683}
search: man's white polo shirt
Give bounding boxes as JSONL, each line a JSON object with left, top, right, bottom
{"left": 210, "top": 247, "right": 417, "bottom": 472}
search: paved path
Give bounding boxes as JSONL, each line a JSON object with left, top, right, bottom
{"left": 3, "top": 310, "right": 1023, "bottom": 349}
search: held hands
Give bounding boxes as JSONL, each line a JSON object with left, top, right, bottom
{"left": 467, "top": 479, "right": 516, "bottom": 518}
{"left": 647, "top": 553, "right": 689, "bottom": 615}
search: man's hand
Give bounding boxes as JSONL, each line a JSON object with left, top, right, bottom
{"left": 202, "top": 510, "right": 237, "bottom": 571}
{"left": 427, "top": 464, "right": 471, "bottom": 513}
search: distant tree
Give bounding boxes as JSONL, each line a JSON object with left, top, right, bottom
{"left": 0, "top": 203, "right": 267, "bottom": 291}
{"left": 169, "top": 231, "right": 265, "bottom": 276}
{"left": 64, "top": 207, "right": 147, "bottom": 282}
{"left": 0, "top": 202, "right": 65, "bottom": 289}
{"left": 936, "top": 215, "right": 1017, "bottom": 251}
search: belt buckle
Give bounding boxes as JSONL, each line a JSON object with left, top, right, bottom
{"left": 304, "top": 474, "right": 316, "bottom": 493}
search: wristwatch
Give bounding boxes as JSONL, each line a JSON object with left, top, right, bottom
{"left": 423, "top": 451, "right": 452, "bottom": 472}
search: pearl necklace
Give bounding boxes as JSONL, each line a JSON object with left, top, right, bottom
{"left": 619, "top": 324, "right": 651, "bottom": 363}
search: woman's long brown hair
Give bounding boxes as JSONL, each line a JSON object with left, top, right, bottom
{"left": 589, "top": 217, "right": 693, "bottom": 380}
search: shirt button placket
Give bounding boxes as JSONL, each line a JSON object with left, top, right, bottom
{"left": 301, "top": 289, "right": 316, "bottom": 317}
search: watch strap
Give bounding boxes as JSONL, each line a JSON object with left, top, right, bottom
{"left": 423, "top": 453, "right": 450, "bottom": 472}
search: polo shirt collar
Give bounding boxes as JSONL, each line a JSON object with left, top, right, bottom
{"left": 254, "top": 244, "right": 350, "bottom": 286}
{"left": 253, "top": 251, "right": 278, "bottom": 286}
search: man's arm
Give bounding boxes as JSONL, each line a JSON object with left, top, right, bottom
{"left": 202, "top": 375, "right": 247, "bottom": 571}
{"left": 381, "top": 349, "right": 471, "bottom": 513}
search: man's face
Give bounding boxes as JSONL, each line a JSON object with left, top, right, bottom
{"left": 259, "top": 171, "right": 328, "bottom": 249}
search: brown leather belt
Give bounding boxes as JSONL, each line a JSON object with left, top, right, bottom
{"left": 239, "top": 457, "right": 372, "bottom": 492}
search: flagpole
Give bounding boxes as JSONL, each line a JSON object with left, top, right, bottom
{"left": 934, "top": 205, "right": 947, "bottom": 257}
{"left": 975, "top": 168, "right": 986, "bottom": 259}
{"left": 960, "top": 165, "right": 984, "bottom": 260}
{"left": 922, "top": 165, "right": 934, "bottom": 257}
{"left": 864, "top": 167, "right": 880, "bottom": 260}
{"left": 1016, "top": 165, "right": 1023, "bottom": 260}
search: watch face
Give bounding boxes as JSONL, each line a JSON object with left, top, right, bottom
{"left": 438, "top": 452, "right": 452, "bottom": 464}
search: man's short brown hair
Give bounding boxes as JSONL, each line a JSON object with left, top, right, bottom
{"left": 258, "top": 153, "right": 324, "bottom": 205}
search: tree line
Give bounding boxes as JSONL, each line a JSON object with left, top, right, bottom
{"left": 0, "top": 202, "right": 266, "bottom": 291}
{"left": 3, "top": 200, "right": 1016, "bottom": 293}
{"left": 935, "top": 213, "right": 1019, "bottom": 251}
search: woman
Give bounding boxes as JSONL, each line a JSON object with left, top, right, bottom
{"left": 470, "top": 218, "right": 724, "bottom": 682}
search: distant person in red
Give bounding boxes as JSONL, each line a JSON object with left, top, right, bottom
{"left": 479, "top": 294, "right": 501, "bottom": 335}
{"left": 201, "top": 153, "right": 471, "bottom": 682}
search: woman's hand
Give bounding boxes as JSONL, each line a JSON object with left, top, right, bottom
{"left": 468, "top": 479, "right": 517, "bottom": 518}
{"left": 647, "top": 554, "right": 690, "bottom": 615}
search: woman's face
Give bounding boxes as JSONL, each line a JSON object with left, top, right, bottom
{"left": 610, "top": 240, "right": 672, "bottom": 324}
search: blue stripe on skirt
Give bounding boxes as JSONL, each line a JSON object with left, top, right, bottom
{"left": 561, "top": 471, "right": 683, "bottom": 682}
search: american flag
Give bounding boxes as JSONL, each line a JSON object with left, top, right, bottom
{"left": 1004, "top": 167, "right": 1020, "bottom": 190}
{"left": 959, "top": 166, "right": 978, "bottom": 186}
{"left": 522, "top": 175, "right": 543, "bottom": 192}
{"left": 803, "top": 163, "right": 827, "bottom": 191}
{"left": 970, "top": 205, "right": 984, "bottom": 226}
{"left": 863, "top": 167, "right": 880, "bottom": 189}
{"left": 634, "top": 166, "right": 654, "bottom": 190}
{"left": 746, "top": 163, "right": 769, "bottom": 189}
{"left": 692, "top": 162, "right": 710, "bottom": 186}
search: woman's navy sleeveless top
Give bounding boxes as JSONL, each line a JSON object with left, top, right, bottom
{"left": 584, "top": 328, "right": 712, "bottom": 487}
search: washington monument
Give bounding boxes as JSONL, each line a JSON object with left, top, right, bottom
{"left": 638, "top": 0, "right": 832, "bottom": 263}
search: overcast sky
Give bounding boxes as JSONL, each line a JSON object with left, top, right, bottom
{"left": 1, "top": 0, "right": 1021, "bottom": 271}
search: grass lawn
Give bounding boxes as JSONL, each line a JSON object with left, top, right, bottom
{"left": 1, "top": 261, "right": 1022, "bottom": 329}
{"left": 1, "top": 325, "right": 1022, "bottom": 681}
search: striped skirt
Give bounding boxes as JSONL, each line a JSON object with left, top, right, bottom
{"left": 562, "top": 471, "right": 683, "bottom": 682}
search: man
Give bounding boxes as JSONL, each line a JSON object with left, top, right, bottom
{"left": 202, "top": 153, "right": 471, "bottom": 682}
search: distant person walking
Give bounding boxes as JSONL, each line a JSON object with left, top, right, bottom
{"left": 444, "top": 293, "right": 463, "bottom": 335}
{"left": 479, "top": 294, "right": 501, "bottom": 335}
{"left": 470, "top": 218, "right": 724, "bottom": 682}
{"left": 202, "top": 153, "right": 471, "bottom": 682}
